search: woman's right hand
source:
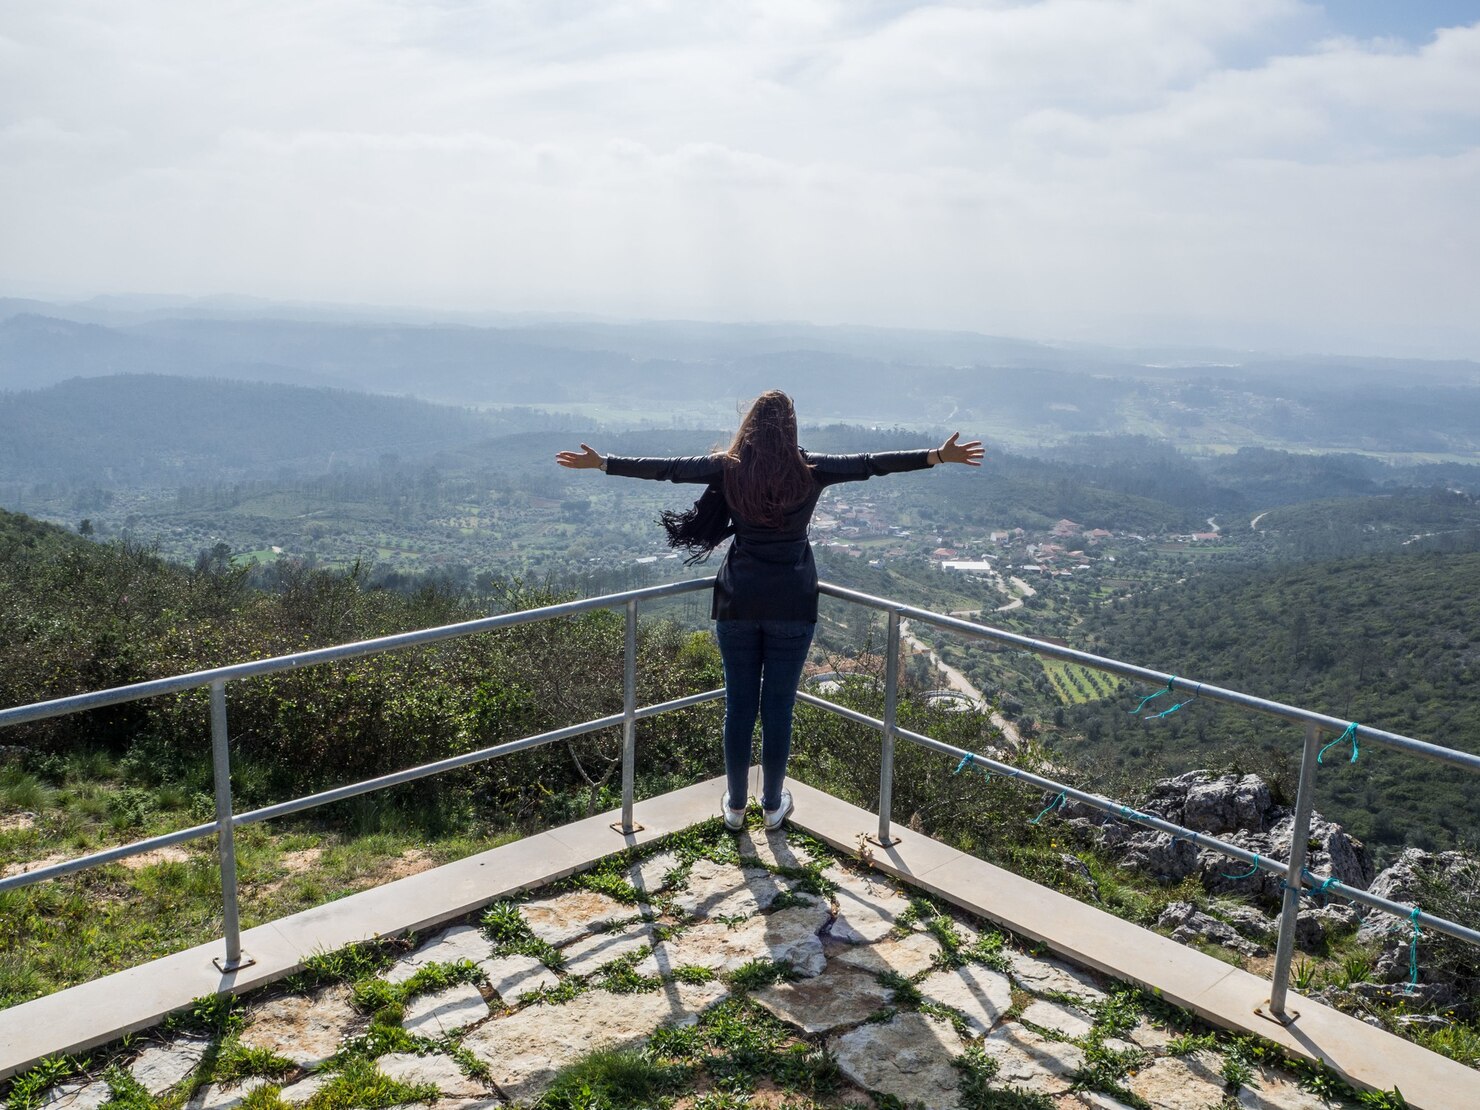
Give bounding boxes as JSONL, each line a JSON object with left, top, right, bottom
{"left": 556, "top": 443, "right": 605, "bottom": 469}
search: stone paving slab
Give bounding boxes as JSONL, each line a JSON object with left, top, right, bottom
{"left": 383, "top": 924, "right": 493, "bottom": 984}
{"left": 830, "top": 1010, "right": 966, "bottom": 1110}
{"left": 402, "top": 982, "right": 489, "bottom": 1036}
{"left": 1019, "top": 998, "right": 1094, "bottom": 1040}
{"left": 238, "top": 986, "right": 364, "bottom": 1068}
{"left": 375, "top": 1052, "right": 491, "bottom": 1098}
{"left": 1126, "top": 1052, "right": 1228, "bottom": 1110}
{"left": 977, "top": 1024, "right": 1086, "bottom": 1096}
{"left": 752, "top": 964, "right": 893, "bottom": 1033}
{"left": 557, "top": 923, "right": 658, "bottom": 978}
{"left": 1005, "top": 951, "right": 1108, "bottom": 1003}
{"left": 635, "top": 902, "right": 831, "bottom": 979}
{"left": 829, "top": 930, "right": 941, "bottom": 978}
{"left": 827, "top": 867, "right": 913, "bottom": 944}
{"left": 276, "top": 1074, "right": 330, "bottom": 1105}
{"left": 521, "top": 890, "right": 642, "bottom": 947}
{"left": 670, "top": 858, "right": 805, "bottom": 920}
{"left": 917, "top": 964, "right": 1014, "bottom": 1037}
{"left": 184, "top": 1077, "right": 269, "bottom": 1110}
{"left": 460, "top": 981, "right": 728, "bottom": 1101}
{"left": 128, "top": 1038, "right": 210, "bottom": 1095}
{"left": 35, "top": 1083, "right": 111, "bottom": 1110}
{"left": 734, "top": 828, "right": 815, "bottom": 870}
{"left": 481, "top": 954, "right": 559, "bottom": 1003}
{"left": 624, "top": 851, "right": 679, "bottom": 897}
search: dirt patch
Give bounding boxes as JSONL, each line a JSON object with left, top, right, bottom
{"left": 257, "top": 847, "right": 326, "bottom": 896}
{"left": 377, "top": 848, "right": 436, "bottom": 882}
{"left": 0, "top": 813, "right": 37, "bottom": 833}
{"left": 119, "top": 846, "right": 194, "bottom": 871}
{"left": 2, "top": 851, "right": 71, "bottom": 879}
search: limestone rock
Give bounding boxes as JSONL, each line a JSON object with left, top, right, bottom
{"left": 402, "top": 982, "right": 489, "bottom": 1036}
{"left": 1217, "top": 903, "right": 1277, "bottom": 942}
{"left": 239, "top": 986, "right": 364, "bottom": 1068}
{"left": 917, "top": 964, "right": 1014, "bottom": 1036}
{"left": 375, "top": 1052, "right": 490, "bottom": 1098}
{"left": 734, "top": 828, "right": 814, "bottom": 870}
{"left": 828, "top": 867, "right": 913, "bottom": 944}
{"left": 522, "top": 890, "right": 643, "bottom": 947}
{"left": 753, "top": 964, "right": 892, "bottom": 1033}
{"left": 1006, "top": 951, "right": 1107, "bottom": 1003}
{"left": 1020, "top": 999, "right": 1094, "bottom": 1040}
{"left": 482, "top": 953, "right": 560, "bottom": 1003}
{"left": 1142, "top": 772, "right": 1275, "bottom": 834}
{"left": 1158, "top": 901, "right": 1265, "bottom": 957}
{"left": 1117, "top": 832, "right": 1200, "bottom": 884}
{"left": 671, "top": 858, "right": 802, "bottom": 920}
{"left": 624, "top": 851, "right": 679, "bottom": 897}
{"left": 128, "top": 1038, "right": 210, "bottom": 1095}
{"left": 185, "top": 1077, "right": 270, "bottom": 1110}
{"left": 1360, "top": 849, "right": 1476, "bottom": 940}
{"left": 1071, "top": 1093, "right": 1139, "bottom": 1110}
{"left": 830, "top": 931, "right": 940, "bottom": 978}
{"left": 977, "top": 1024, "right": 1085, "bottom": 1095}
{"left": 637, "top": 902, "right": 830, "bottom": 979}
{"left": 830, "top": 1011, "right": 965, "bottom": 1110}
{"left": 1126, "top": 1053, "right": 1227, "bottom": 1110}
{"left": 384, "top": 924, "right": 493, "bottom": 984}
{"left": 461, "top": 982, "right": 727, "bottom": 1101}
{"left": 558, "top": 924, "right": 657, "bottom": 978}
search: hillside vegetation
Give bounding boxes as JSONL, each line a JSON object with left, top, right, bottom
{"left": 1055, "top": 550, "right": 1480, "bottom": 856}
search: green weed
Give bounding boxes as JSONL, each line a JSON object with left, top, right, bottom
{"left": 533, "top": 1048, "right": 687, "bottom": 1110}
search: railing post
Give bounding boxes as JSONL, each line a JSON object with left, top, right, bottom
{"left": 210, "top": 680, "right": 251, "bottom": 972}
{"left": 614, "top": 598, "right": 642, "bottom": 835}
{"left": 874, "top": 609, "right": 903, "bottom": 846}
{"left": 1266, "top": 721, "right": 1322, "bottom": 1020}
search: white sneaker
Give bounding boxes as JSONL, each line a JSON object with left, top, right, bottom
{"left": 721, "top": 793, "right": 746, "bottom": 831}
{"left": 763, "top": 789, "right": 794, "bottom": 831}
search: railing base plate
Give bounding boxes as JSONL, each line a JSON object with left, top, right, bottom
{"left": 866, "top": 834, "right": 902, "bottom": 848}
{"left": 213, "top": 953, "right": 256, "bottom": 974}
{"left": 1254, "top": 1002, "right": 1299, "bottom": 1026}
{"left": 610, "top": 822, "right": 645, "bottom": 836}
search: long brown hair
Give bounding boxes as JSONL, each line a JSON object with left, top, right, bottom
{"left": 722, "top": 390, "right": 815, "bottom": 527}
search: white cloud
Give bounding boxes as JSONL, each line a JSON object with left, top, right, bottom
{"left": 1, "top": 0, "right": 1478, "bottom": 356}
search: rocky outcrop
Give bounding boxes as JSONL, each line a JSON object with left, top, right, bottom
{"left": 1075, "top": 772, "right": 1374, "bottom": 912}
{"left": 1157, "top": 902, "right": 1265, "bottom": 957}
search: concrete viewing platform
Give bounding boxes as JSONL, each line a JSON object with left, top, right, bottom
{"left": 1, "top": 776, "right": 1474, "bottom": 1109}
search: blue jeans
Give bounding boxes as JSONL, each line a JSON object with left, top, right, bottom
{"left": 715, "top": 619, "right": 816, "bottom": 813}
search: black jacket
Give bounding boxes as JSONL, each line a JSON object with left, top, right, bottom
{"left": 606, "top": 449, "right": 933, "bottom": 621}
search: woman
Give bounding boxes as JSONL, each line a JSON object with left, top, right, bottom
{"left": 556, "top": 391, "right": 983, "bottom": 831}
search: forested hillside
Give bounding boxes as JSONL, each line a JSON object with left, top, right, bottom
{"left": 1055, "top": 551, "right": 1480, "bottom": 858}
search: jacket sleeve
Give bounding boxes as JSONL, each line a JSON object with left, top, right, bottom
{"left": 806, "top": 450, "right": 933, "bottom": 487}
{"left": 605, "top": 454, "right": 727, "bottom": 484}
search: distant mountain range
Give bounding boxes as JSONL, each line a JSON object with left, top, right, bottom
{"left": 3, "top": 296, "right": 1480, "bottom": 457}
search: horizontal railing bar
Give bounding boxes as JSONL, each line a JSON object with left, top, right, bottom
{"left": 0, "top": 578, "right": 716, "bottom": 730}
{"left": 818, "top": 582, "right": 1480, "bottom": 773}
{"left": 0, "top": 822, "right": 218, "bottom": 894}
{"left": 633, "top": 688, "right": 726, "bottom": 720}
{"left": 796, "top": 690, "right": 1480, "bottom": 948}
{"left": 2, "top": 690, "right": 728, "bottom": 892}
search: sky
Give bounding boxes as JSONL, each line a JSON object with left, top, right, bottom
{"left": 3, "top": 1, "right": 1479, "bottom": 358}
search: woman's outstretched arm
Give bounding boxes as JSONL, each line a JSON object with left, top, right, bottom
{"left": 555, "top": 444, "right": 723, "bottom": 483}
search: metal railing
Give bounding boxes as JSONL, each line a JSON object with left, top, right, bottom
{"left": 1, "top": 577, "right": 1477, "bottom": 1021}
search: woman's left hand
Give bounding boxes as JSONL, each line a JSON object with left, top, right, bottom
{"left": 556, "top": 443, "right": 605, "bottom": 469}
{"left": 936, "top": 432, "right": 985, "bottom": 466}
